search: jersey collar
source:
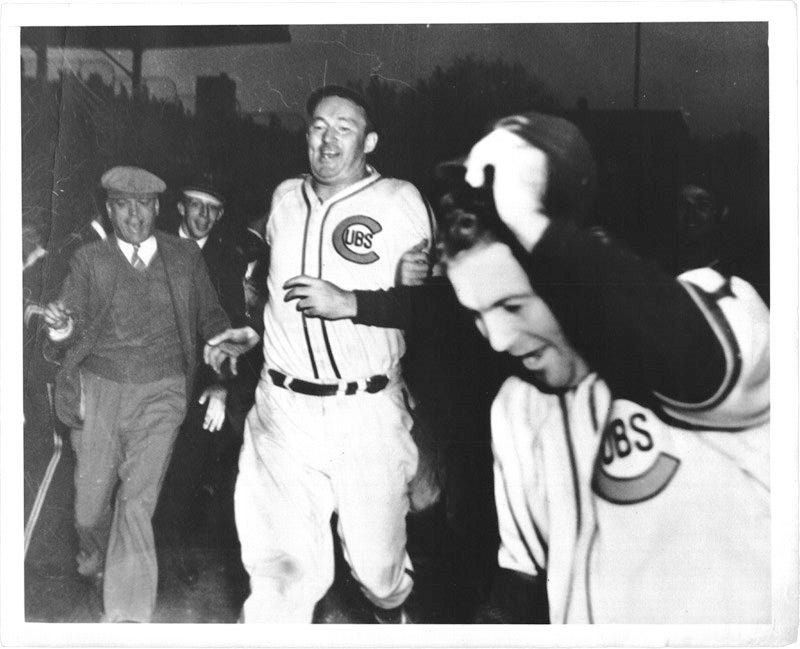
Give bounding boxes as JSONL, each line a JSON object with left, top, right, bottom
{"left": 306, "top": 165, "right": 381, "bottom": 206}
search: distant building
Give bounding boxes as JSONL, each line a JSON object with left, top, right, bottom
{"left": 248, "top": 110, "right": 306, "bottom": 133}
{"left": 196, "top": 72, "right": 237, "bottom": 122}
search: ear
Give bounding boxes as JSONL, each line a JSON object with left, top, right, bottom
{"left": 176, "top": 201, "right": 185, "bottom": 218}
{"left": 364, "top": 132, "right": 378, "bottom": 154}
{"left": 154, "top": 198, "right": 160, "bottom": 216}
{"left": 105, "top": 201, "right": 112, "bottom": 216}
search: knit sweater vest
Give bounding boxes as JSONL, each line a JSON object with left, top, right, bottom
{"left": 83, "top": 249, "right": 185, "bottom": 383}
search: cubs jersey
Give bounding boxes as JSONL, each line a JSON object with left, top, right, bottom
{"left": 491, "top": 268, "right": 770, "bottom": 623}
{"left": 263, "top": 168, "right": 434, "bottom": 381}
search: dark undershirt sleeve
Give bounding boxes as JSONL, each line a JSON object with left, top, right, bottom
{"left": 526, "top": 221, "right": 726, "bottom": 403}
{"left": 352, "top": 279, "right": 455, "bottom": 331}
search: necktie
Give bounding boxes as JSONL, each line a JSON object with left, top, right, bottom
{"left": 131, "top": 244, "right": 146, "bottom": 270}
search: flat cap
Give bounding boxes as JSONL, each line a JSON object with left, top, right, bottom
{"left": 101, "top": 166, "right": 166, "bottom": 197}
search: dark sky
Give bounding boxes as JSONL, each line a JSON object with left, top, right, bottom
{"left": 23, "top": 22, "right": 768, "bottom": 142}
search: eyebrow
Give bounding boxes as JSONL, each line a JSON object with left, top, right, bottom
{"left": 489, "top": 293, "right": 532, "bottom": 309}
{"left": 311, "top": 115, "right": 358, "bottom": 126}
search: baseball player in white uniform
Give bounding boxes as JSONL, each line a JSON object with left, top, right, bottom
{"left": 206, "top": 85, "right": 434, "bottom": 623}
{"left": 439, "top": 112, "right": 770, "bottom": 623}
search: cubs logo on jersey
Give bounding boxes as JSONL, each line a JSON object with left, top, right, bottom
{"left": 332, "top": 215, "right": 382, "bottom": 264}
{"left": 592, "top": 399, "right": 680, "bottom": 505}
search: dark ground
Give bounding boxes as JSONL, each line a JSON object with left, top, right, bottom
{"left": 23, "top": 415, "right": 495, "bottom": 625}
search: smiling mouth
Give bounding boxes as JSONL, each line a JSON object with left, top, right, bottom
{"left": 519, "top": 346, "right": 548, "bottom": 370}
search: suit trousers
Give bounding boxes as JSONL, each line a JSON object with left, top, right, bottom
{"left": 71, "top": 371, "right": 186, "bottom": 622}
{"left": 235, "top": 379, "right": 418, "bottom": 622}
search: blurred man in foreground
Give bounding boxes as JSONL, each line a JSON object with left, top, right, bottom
{"left": 439, "top": 113, "right": 770, "bottom": 623}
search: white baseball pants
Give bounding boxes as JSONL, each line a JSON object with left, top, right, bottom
{"left": 235, "top": 379, "right": 418, "bottom": 622}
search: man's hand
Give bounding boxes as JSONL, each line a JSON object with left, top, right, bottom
{"left": 42, "top": 300, "right": 72, "bottom": 331}
{"left": 282, "top": 276, "right": 357, "bottom": 320}
{"left": 198, "top": 384, "right": 227, "bottom": 432}
{"left": 463, "top": 127, "right": 551, "bottom": 252}
{"left": 398, "top": 239, "right": 431, "bottom": 286}
{"left": 204, "top": 326, "right": 260, "bottom": 376}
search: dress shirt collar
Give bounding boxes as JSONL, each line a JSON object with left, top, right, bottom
{"left": 116, "top": 235, "right": 157, "bottom": 266}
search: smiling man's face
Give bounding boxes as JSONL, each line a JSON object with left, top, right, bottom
{"left": 106, "top": 194, "right": 158, "bottom": 244}
{"left": 306, "top": 95, "right": 377, "bottom": 197}
{"left": 447, "top": 240, "right": 590, "bottom": 391}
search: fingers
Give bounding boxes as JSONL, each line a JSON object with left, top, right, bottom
{"left": 241, "top": 326, "right": 259, "bottom": 348}
{"left": 43, "top": 301, "right": 71, "bottom": 328}
{"left": 282, "top": 275, "right": 315, "bottom": 290}
{"left": 463, "top": 151, "right": 488, "bottom": 188}
{"left": 206, "top": 329, "right": 236, "bottom": 347}
{"left": 403, "top": 249, "right": 428, "bottom": 263}
{"left": 225, "top": 356, "right": 238, "bottom": 377}
{"left": 205, "top": 327, "right": 260, "bottom": 361}
{"left": 464, "top": 127, "right": 528, "bottom": 188}
{"left": 283, "top": 286, "right": 309, "bottom": 303}
{"left": 400, "top": 244, "right": 431, "bottom": 286}
{"left": 406, "top": 238, "right": 429, "bottom": 253}
{"left": 205, "top": 345, "right": 229, "bottom": 374}
{"left": 202, "top": 401, "right": 225, "bottom": 432}
{"left": 203, "top": 342, "right": 215, "bottom": 367}
{"left": 294, "top": 298, "right": 314, "bottom": 314}
{"left": 204, "top": 328, "right": 258, "bottom": 374}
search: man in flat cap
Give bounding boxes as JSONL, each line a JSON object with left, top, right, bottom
{"left": 42, "top": 166, "right": 252, "bottom": 622}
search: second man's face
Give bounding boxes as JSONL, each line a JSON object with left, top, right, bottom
{"left": 106, "top": 195, "right": 158, "bottom": 244}
{"left": 447, "top": 240, "right": 590, "bottom": 393}
{"left": 307, "top": 95, "right": 377, "bottom": 194}
{"left": 179, "top": 192, "right": 224, "bottom": 240}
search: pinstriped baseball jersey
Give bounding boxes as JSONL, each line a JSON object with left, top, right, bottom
{"left": 491, "top": 268, "right": 770, "bottom": 623}
{"left": 263, "top": 168, "right": 434, "bottom": 381}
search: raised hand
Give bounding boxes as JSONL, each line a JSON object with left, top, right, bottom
{"left": 42, "top": 300, "right": 73, "bottom": 330}
{"left": 198, "top": 384, "right": 227, "bottom": 432}
{"left": 397, "top": 239, "right": 430, "bottom": 286}
{"left": 282, "top": 275, "right": 357, "bottom": 320}
{"left": 203, "top": 326, "right": 260, "bottom": 376}
{"left": 463, "top": 127, "right": 551, "bottom": 252}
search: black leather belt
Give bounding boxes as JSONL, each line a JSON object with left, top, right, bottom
{"left": 267, "top": 369, "right": 389, "bottom": 397}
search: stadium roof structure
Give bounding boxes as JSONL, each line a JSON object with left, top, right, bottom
{"left": 21, "top": 25, "right": 291, "bottom": 88}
